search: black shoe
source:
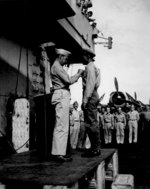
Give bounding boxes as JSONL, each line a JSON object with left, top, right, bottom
{"left": 76, "top": 147, "right": 86, "bottom": 152}
{"left": 53, "top": 155, "right": 72, "bottom": 162}
{"left": 81, "top": 148, "right": 92, "bottom": 153}
{"left": 81, "top": 149, "right": 101, "bottom": 157}
{"left": 64, "top": 154, "right": 71, "bottom": 158}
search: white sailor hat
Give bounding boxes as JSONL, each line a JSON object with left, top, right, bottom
{"left": 56, "top": 48, "right": 71, "bottom": 56}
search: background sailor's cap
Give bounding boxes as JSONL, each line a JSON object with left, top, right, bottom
{"left": 82, "top": 48, "right": 96, "bottom": 57}
{"left": 56, "top": 48, "right": 71, "bottom": 56}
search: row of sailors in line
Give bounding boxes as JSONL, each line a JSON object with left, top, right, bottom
{"left": 98, "top": 105, "right": 139, "bottom": 144}
{"left": 69, "top": 103, "right": 144, "bottom": 150}
{"left": 98, "top": 104, "right": 150, "bottom": 145}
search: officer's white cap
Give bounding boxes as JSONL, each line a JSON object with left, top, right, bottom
{"left": 56, "top": 48, "right": 71, "bottom": 56}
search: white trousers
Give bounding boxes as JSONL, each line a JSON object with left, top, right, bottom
{"left": 70, "top": 121, "right": 80, "bottom": 149}
{"left": 128, "top": 120, "right": 138, "bottom": 143}
{"left": 116, "top": 122, "right": 125, "bottom": 144}
{"left": 104, "top": 123, "right": 113, "bottom": 143}
{"left": 51, "top": 89, "right": 70, "bottom": 155}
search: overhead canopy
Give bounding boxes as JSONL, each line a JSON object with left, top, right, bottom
{"left": 0, "top": 0, "right": 75, "bottom": 19}
{"left": 0, "top": 0, "right": 93, "bottom": 63}
{"left": 0, "top": 0, "right": 76, "bottom": 46}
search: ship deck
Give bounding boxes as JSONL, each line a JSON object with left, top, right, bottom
{"left": 0, "top": 149, "right": 116, "bottom": 187}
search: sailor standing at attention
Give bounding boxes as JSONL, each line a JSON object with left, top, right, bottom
{"left": 81, "top": 48, "right": 101, "bottom": 157}
{"left": 51, "top": 48, "right": 83, "bottom": 162}
{"left": 127, "top": 104, "right": 139, "bottom": 144}
{"left": 114, "top": 107, "right": 126, "bottom": 144}
{"left": 103, "top": 107, "right": 114, "bottom": 144}
{"left": 70, "top": 101, "right": 80, "bottom": 149}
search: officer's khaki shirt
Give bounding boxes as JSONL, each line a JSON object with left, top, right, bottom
{"left": 104, "top": 113, "right": 114, "bottom": 126}
{"left": 127, "top": 110, "right": 139, "bottom": 121}
{"left": 115, "top": 113, "right": 126, "bottom": 126}
{"left": 51, "top": 60, "right": 80, "bottom": 90}
{"left": 82, "top": 62, "right": 100, "bottom": 104}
